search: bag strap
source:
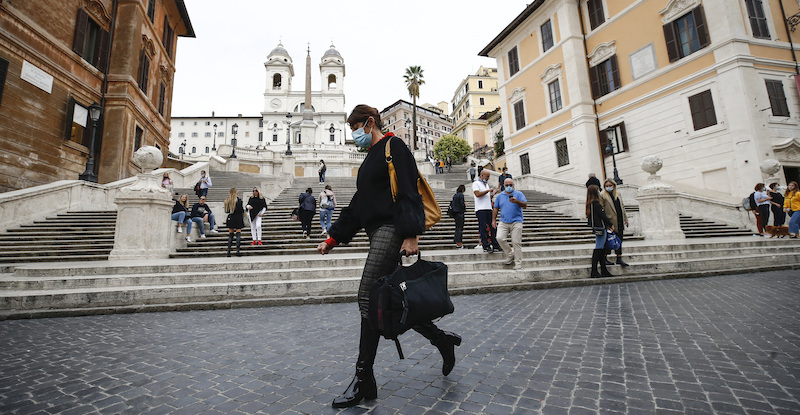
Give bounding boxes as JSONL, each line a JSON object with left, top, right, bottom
{"left": 385, "top": 137, "right": 398, "bottom": 202}
{"left": 394, "top": 339, "right": 404, "bottom": 359}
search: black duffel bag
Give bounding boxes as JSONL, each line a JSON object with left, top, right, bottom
{"left": 368, "top": 252, "right": 454, "bottom": 359}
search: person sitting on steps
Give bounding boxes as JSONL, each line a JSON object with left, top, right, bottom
{"left": 189, "top": 196, "right": 218, "bottom": 240}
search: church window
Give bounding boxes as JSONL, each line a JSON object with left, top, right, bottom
{"left": 328, "top": 74, "right": 337, "bottom": 89}
{"left": 273, "top": 73, "right": 282, "bottom": 89}
{"left": 273, "top": 134, "right": 278, "bottom": 142}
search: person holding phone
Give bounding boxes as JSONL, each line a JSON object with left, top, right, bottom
{"left": 492, "top": 178, "right": 527, "bottom": 270}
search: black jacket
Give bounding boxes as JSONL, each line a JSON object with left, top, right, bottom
{"left": 190, "top": 202, "right": 212, "bottom": 218}
{"left": 588, "top": 200, "right": 613, "bottom": 228}
{"left": 329, "top": 134, "right": 425, "bottom": 243}
{"left": 247, "top": 196, "right": 268, "bottom": 220}
{"left": 451, "top": 192, "right": 466, "bottom": 214}
{"left": 172, "top": 201, "right": 189, "bottom": 215}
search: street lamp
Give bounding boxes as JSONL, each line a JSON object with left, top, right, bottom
{"left": 230, "top": 123, "right": 238, "bottom": 158}
{"left": 422, "top": 128, "right": 430, "bottom": 161}
{"left": 285, "top": 112, "right": 293, "bottom": 155}
{"left": 78, "top": 102, "right": 102, "bottom": 182}
{"left": 604, "top": 126, "right": 623, "bottom": 185}
{"left": 212, "top": 123, "right": 217, "bottom": 151}
{"left": 404, "top": 118, "right": 412, "bottom": 148}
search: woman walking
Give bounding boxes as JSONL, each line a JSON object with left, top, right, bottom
{"left": 224, "top": 188, "right": 245, "bottom": 257}
{"left": 754, "top": 183, "right": 772, "bottom": 236}
{"left": 319, "top": 185, "right": 336, "bottom": 235}
{"left": 784, "top": 181, "right": 800, "bottom": 238}
{"left": 317, "top": 105, "right": 461, "bottom": 408}
{"left": 599, "top": 179, "right": 629, "bottom": 267}
{"left": 246, "top": 187, "right": 267, "bottom": 246}
{"left": 298, "top": 187, "right": 316, "bottom": 239}
{"left": 319, "top": 159, "right": 327, "bottom": 184}
{"left": 450, "top": 184, "right": 467, "bottom": 248}
{"left": 587, "top": 184, "right": 615, "bottom": 278}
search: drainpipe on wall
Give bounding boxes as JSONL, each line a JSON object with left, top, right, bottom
{"left": 577, "top": 1, "right": 607, "bottom": 181}
{"left": 777, "top": 0, "right": 800, "bottom": 75}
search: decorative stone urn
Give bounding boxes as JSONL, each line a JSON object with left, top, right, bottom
{"left": 109, "top": 146, "right": 175, "bottom": 260}
{"left": 635, "top": 155, "right": 685, "bottom": 240}
{"left": 759, "top": 158, "right": 782, "bottom": 186}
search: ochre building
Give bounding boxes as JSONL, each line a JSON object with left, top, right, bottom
{"left": 0, "top": 0, "right": 194, "bottom": 193}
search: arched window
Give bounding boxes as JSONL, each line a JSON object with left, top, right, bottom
{"left": 178, "top": 147, "right": 184, "bottom": 154}
{"left": 328, "top": 74, "right": 337, "bottom": 89}
{"left": 273, "top": 73, "right": 282, "bottom": 89}
{"left": 191, "top": 146, "right": 196, "bottom": 153}
{"left": 205, "top": 146, "right": 209, "bottom": 153}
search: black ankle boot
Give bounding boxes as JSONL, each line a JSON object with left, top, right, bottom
{"left": 434, "top": 331, "right": 462, "bottom": 376}
{"left": 600, "top": 253, "right": 615, "bottom": 278}
{"left": 616, "top": 257, "right": 629, "bottom": 267}
{"left": 332, "top": 319, "right": 379, "bottom": 408}
{"left": 590, "top": 249, "right": 602, "bottom": 278}
{"left": 226, "top": 233, "right": 234, "bottom": 257}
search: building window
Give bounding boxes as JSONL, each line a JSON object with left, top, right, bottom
{"left": 273, "top": 73, "right": 282, "bottom": 88}
{"left": 589, "top": 56, "right": 620, "bottom": 98}
{"left": 147, "top": 0, "right": 155, "bottom": 22}
{"left": 603, "top": 122, "right": 628, "bottom": 156}
{"left": 478, "top": 80, "right": 483, "bottom": 89}
{"left": 180, "top": 121, "right": 184, "bottom": 126}
{"left": 259, "top": 119, "right": 263, "bottom": 127}
{"left": 0, "top": 57, "right": 8, "bottom": 107}
{"left": 162, "top": 16, "right": 174, "bottom": 59}
{"left": 520, "top": 153, "right": 531, "bottom": 175}
{"left": 541, "top": 20, "right": 554, "bottom": 52}
{"left": 272, "top": 134, "right": 278, "bottom": 142}
{"left": 158, "top": 82, "right": 166, "bottom": 115}
{"left": 64, "top": 97, "right": 91, "bottom": 146}
{"left": 204, "top": 132, "right": 211, "bottom": 137}
{"left": 587, "top": 0, "right": 605, "bottom": 30}
{"left": 513, "top": 101, "right": 526, "bottom": 131}
{"left": 191, "top": 146, "right": 196, "bottom": 153}
{"left": 663, "top": 6, "right": 710, "bottom": 63}
{"left": 508, "top": 47, "right": 520, "bottom": 76}
{"left": 133, "top": 126, "right": 143, "bottom": 151}
{"left": 178, "top": 146, "right": 184, "bottom": 154}
{"left": 245, "top": 132, "right": 250, "bottom": 137}
{"left": 193, "top": 122, "right": 197, "bottom": 125}
{"left": 480, "top": 97, "right": 485, "bottom": 105}
{"left": 688, "top": 90, "right": 717, "bottom": 130}
{"left": 218, "top": 132, "right": 224, "bottom": 137}
{"left": 72, "top": 9, "right": 110, "bottom": 72}
{"left": 555, "top": 138, "right": 570, "bottom": 167}
{"left": 548, "top": 79, "right": 562, "bottom": 113}
{"left": 245, "top": 121, "right": 250, "bottom": 126}
{"left": 765, "top": 80, "right": 789, "bottom": 117}
{"left": 745, "top": 0, "right": 770, "bottom": 39}
{"left": 205, "top": 121, "right": 210, "bottom": 126}
{"left": 205, "top": 146, "right": 209, "bottom": 153}
{"left": 259, "top": 132, "right": 263, "bottom": 142}
{"left": 137, "top": 49, "right": 150, "bottom": 95}
{"left": 178, "top": 132, "right": 185, "bottom": 138}
{"left": 191, "top": 132, "right": 198, "bottom": 137}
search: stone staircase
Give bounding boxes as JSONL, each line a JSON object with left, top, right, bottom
{"left": 1, "top": 237, "right": 797, "bottom": 319}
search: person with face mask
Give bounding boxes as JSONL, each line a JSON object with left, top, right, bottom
{"left": 599, "top": 179, "right": 629, "bottom": 267}
{"left": 473, "top": 169, "right": 502, "bottom": 253}
{"left": 492, "top": 178, "right": 528, "bottom": 270}
{"left": 317, "top": 104, "right": 461, "bottom": 408}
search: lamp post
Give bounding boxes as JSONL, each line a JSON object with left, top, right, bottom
{"left": 180, "top": 139, "right": 186, "bottom": 160}
{"left": 230, "top": 123, "right": 238, "bottom": 158}
{"left": 604, "top": 126, "right": 623, "bottom": 185}
{"left": 212, "top": 123, "right": 217, "bottom": 151}
{"left": 404, "top": 118, "right": 412, "bottom": 148}
{"left": 422, "top": 128, "right": 430, "bottom": 161}
{"left": 78, "top": 102, "right": 102, "bottom": 182}
{"left": 285, "top": 112, "right": 293, "bottom": 155}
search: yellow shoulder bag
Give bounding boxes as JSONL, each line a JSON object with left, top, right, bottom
{"left": 385, "top": 137, "right": 441, "bottom": 230}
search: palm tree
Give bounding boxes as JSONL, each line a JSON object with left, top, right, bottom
{"left": 403, "top": 66, "right": 425, "bottom": 150}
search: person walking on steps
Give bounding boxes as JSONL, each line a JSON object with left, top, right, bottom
{"left": 599, "top": 179, "right": 629, "bottom": 267}
{"left": 473, "top": 169, "right": 502, "bottom": 253}
{"left": 317, "top": 104, "right": 461, "bottom": 409}
{"left": 587, "top": 185, "right": 615, "bottom": 278}
{"left": 319, "top": 185, "right": 336, "bottom": 235}
{"left": 197, "top": 170, "right": 212, "bottom": 198}
{"left": 318, "top": 159, "right": 327, "bottom": 184}
{"left": 784, "top": 181, "right": 800, "bottom": 238}
{"left": 246, "top": 187, "right": 267, "bottom": 246}
{"left": 450, "top": 185, "right": 467, "bottom": 248}
{"left": 492, "top": 178, "right": 528, "bottom": 270}
{"left": 298, "top": 187, "right": 316, "bottom": 239}
{"left": 224, "top": 188, "right": 245, "bottom": 257}
{"left": 754, "top": 183, "right": 772, "bottom": 236}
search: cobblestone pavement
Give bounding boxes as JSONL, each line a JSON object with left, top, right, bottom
{"left": 1, "top": 270, "right": 799, "bottom": 415}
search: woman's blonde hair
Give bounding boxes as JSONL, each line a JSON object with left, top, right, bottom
{"left": 178, "top": 194, "right": 188, "bottom": 208}
{"left": 224, "top": 188, "right": 238, "bottom": 212}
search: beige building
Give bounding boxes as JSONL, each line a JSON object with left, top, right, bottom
{"left": 480, "top": 0, "right": 800, "bottom": 198}
{"left": 380, "top": 99, "right": 454, "bottom": 158}
{"left": 0, "top": 0, "right": 194, "bottom": 192}
{"left": 450, "top": 66, "right": 501, "bottom": 152}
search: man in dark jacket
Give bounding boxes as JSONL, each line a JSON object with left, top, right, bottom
{"left": 189, "top": 196, "right": 218, "bottom": 238}
{"left": 298, "top": 188, "right": 316, "bottom": 239}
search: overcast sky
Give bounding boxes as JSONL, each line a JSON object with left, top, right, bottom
{"left": 170, "top": 1, "right": 526, "bottom": 118}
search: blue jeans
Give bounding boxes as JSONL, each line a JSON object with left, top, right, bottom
{"left": 171, "top": 212, "right": 192, "bottom": 232}
{"left": 595, "top": 228, "right": 607, "bottom": 249}
{"left": 200, "top": 188, "right": 208, "bottom": 197}
{"left": 789, "top": 210, "right": 800, "bottom": 234}
{"left": 320, "top": 209, "right": 332, "bottom": 232}
{"left": 190, "top": 213, "right": 215, "bottom": 235}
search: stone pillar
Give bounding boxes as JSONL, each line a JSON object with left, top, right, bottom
{"left": 282, "top": 154, "right": 296, "bottom": 177}
{"left": 635, "top": 155, "right": 685, "bottom": 240}
{"left": 109, "top": 147, "right": 175, "bottom": 260}
{"left": 759, "top": 159, "right": 783, "bottom": 186}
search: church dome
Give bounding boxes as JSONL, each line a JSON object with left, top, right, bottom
{"left": 268, "top": 42, "right": 292, "bottom": 63}
{"left": 321, "top": 44, "right": 343, "bottom": 64}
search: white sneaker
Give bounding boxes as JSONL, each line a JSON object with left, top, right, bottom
{"left": 210, "top": 229, "right": 219, "bottom": 234}
{"left": 302, "top": 231, "right": 307, "bottom": 239}
{"left": 321, "top": 231, "right": 327, "bottom": 235}
{"left": 185, "top": 236, "right": 191, "bottom": 242}
{"left": 177, "top": 227, "right": 182, "bottom": 233}
{"left": 200, "top": 234, "right": 206, "bottom": 239}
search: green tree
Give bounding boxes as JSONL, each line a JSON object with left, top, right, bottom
{"left": 433, "top": 134, "right": 471, "bottom": 162}
{"left": 493, "top": 130, "right": 504, "bottom": 158}
{"left": 403, "top": 66, "right": 425, "bottom": 150}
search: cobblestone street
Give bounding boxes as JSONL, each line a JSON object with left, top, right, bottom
{"left": 1, "top": 270, "right": 799, "bottom": 414}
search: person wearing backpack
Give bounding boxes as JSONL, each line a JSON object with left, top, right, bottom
{"left": 754, "top": 183, "right": 772, "bottom": 236}
{"left": 298, "top": 188, "right": 316, "bottom": 239}
{"left": 316, "top": 105, "right": 461, "bottom": 408}
{"left": 318, "top": 185, "right": 335, "bottom": 235}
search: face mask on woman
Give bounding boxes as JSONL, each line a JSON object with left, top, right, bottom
{"left": 605, "top": 186, "right": 615, "bottom": 192}
{"left": 352, "top": 118, "right": 373, "bottom": 147}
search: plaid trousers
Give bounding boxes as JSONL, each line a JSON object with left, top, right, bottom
{"left": 358, "top": 224, "right": 404, "bottom": 319}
